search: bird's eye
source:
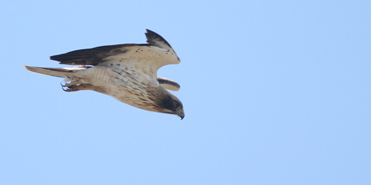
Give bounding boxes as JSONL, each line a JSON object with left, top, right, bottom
{"left": 173, "top": 101, "right": 179, "bottom": 107}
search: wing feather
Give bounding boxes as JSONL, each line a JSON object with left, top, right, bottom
{"left": 50, "top": 30, "right": 179, "bottom": 67}
{"left": 157, "top": 77, "right": 180, "bottom": 91}
{"left": 49, "top": 29, "right": 180, "bottom": 87}
{"left": 145, "top": 29, "right": 173, "bottom": 50}
{"left": 50, "top": 44, "right": 143, "bottom": 65}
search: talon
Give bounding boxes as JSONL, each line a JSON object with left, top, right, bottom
{"left": 61, "top": 83, "right": 68, "bottom": 91}
{"left": 60, "top": 80, "right": 88, "bottom": 92}
{"left": 65, "top": 81, "right": 80, "bottom": 87}
{"left": 61, "top": 82, "right": 77, "bottom": 92}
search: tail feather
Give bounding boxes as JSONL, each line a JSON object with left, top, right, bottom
{"left": 24, "top": 66, "right": 86, "bottom": 78}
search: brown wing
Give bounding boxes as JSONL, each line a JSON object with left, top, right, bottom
{"left": 50, "top": 29, "right": 178, "bottom": 66}
{"left": 50, "top": 44, "right": 144, "bottom": 65}
{"left": 50, "top": 29, "right": 180, "bottom": 88}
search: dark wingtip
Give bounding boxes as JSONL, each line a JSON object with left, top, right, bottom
{"left": 50, "top": 55, "right": 58, "bottom": 61}
{"left": 145, "top": 29, "right": 172, "bottom": 49}
{"left": 146, "top": 29, "right": 154, "bottom": 34}
{"left": 145, "top": 29, "right": 160, "bottom": 41}
{"left": 50, "top": 54, "right": 70, "bottom": 63}
{"left": 145, "top": 29, "right": 158, "bottom": 36}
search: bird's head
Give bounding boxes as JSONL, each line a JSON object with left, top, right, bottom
{"left": 159, "top": 93, "right": 185, "bottom": 120}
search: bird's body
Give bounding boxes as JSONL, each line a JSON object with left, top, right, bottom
{"left": 25, "top": 29, "right": 184, "bottom": 119}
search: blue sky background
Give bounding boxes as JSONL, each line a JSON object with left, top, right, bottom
{"left": 1, "top": 0, "right": 370, "bottom": 184}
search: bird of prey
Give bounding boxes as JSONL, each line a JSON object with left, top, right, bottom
{"left": 24, "top": 29, "right": 185, "bottom": 119}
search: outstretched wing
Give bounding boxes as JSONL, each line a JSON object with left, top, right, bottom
{"left": 157, "top": 77, "right": 180, "bottom": 91}
{"left": 50, "top": 44, "right": 132, "bottom": 66}
{"left": 50, "top": 29, "right": 180, "bottom": 86}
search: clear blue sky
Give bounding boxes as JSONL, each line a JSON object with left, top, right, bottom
{"left": 1, "top": 0, "right": 370, "bottom": 184}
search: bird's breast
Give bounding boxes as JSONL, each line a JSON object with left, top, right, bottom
{"left": 86, "top": 66, "right": 158, "bottom": 111}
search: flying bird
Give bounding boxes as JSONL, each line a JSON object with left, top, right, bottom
{"left": 24, "top": 29, "right": 185, "bottom": 119}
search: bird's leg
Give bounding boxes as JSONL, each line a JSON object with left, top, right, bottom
{"left": 64, "top": 81, "right": 81, "bottom": 87}
{"left": 61, "top": 83, "right": 107, "bottom": 94}
{"left": 64, "top": 75, "right": 83, "bottom": 86}
{"left": 61, "top": 83, "right": 91, "bottom": 92}
{"left": 61, "top": 76, "right": 106, "bottom": 93}
{"left": 62, "top": 76, "right": 87, "bottom": 92}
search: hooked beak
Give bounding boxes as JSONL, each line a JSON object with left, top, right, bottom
{"left": 176, "top": 108, "right": 185, "bottom": 120}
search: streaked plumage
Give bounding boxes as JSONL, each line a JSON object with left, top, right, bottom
{"left": 24, "top": 29, "right": 184, "bottom": 119}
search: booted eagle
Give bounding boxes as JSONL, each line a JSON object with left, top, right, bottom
{"left": 24, "top": 29, "right": 184, "bottom": 119}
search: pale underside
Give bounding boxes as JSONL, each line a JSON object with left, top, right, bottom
{"left": 67, "top": 45, "right": 180, "bottom": 112}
